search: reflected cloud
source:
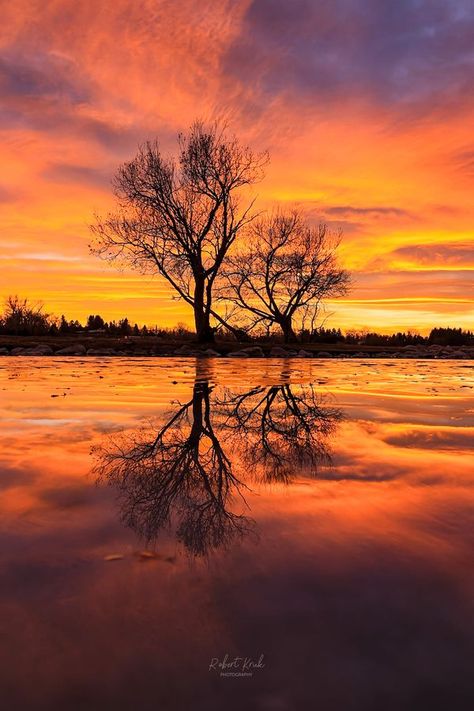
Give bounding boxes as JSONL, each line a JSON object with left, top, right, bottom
{"left": 383, "top": 428, "right": 474, "bottom": 451}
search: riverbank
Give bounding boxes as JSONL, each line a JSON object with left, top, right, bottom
{"left": 0, "top": 335, "right": 472, "bottom": 359}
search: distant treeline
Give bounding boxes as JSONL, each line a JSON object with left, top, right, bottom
{"left": 288, "top": 327, "right": 473, "bottom": 346}
{"left": 0, "top": 296, "right": 472, "bottom": 346}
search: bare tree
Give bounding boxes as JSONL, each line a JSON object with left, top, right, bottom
{"left": 0, "top": 295, "right": 52, "bottom": 335}
{"left": 220, "top": 211, "right": 350, "bottom": 343}
{"left": 90, "top": 121, "right": 267, "bottom": 343}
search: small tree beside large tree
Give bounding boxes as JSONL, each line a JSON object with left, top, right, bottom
{"left": 90, "top": 122, "right": 266, "bottom": 343}
{"left": 220, "top": 211, "right": 350, "bottom": 343}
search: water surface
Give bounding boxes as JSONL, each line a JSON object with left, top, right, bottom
{"left": 1, "top": 358, "right": 473, "bottom": 710}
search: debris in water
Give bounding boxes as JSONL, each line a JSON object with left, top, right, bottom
{"left": 136, "top": 550, "right": 158, "bottom": 560}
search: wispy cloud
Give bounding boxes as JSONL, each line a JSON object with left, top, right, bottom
{"left": 368, "top": 243, "right": 474, "bottom": 270}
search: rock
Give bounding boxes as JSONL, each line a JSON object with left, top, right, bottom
{"left": 316, "top": 351, "right": 333, "bottom": 358}
{"left": 200, "top": 348, "right": 221, "bottom": 357}
{"left": 239, "top": 346, "right": 265, "bottom": 357}
{"left": 0, "top": 347, "right": 9, "bottom": 355}
{"left": 449, "top": 350, "right": 469, "bottom": 359}
{"left": 11, "top": 347, "right": 25, "bottom": 355}
{"left": 19, "top": 345, "right": 53, "bottom": 356}
{"left": 173, "top": 349, "right": 199, "bottom": 356}
{"left": 55, "top": 344, "right": 86, "bottom": 355}
{"left": 173, "top": 348, "right": 197, "bottom": 356}
{"left": 269, "top": 346, "right": 289, "bottom": 357}
{"left": 227, "top": 350, "right": 250, "bottom": 357}
{"left": 86, "top": 348, "right": 116, "bottom": 356}
{"left": 297, "top": 349, "right": 312, "bottom": 357}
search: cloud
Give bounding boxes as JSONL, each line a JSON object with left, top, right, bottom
{"left": 299, "top": 204, "right": 416, "bottom": 241}
{"left": 0, "top": 252, "right": 82, "bottom": 263}
{"left": 222, "top": 0, "right": 474, "bottom": 114}
{"left": 453, "top": 148, "right": 474, "bottom": 176}
{"left": 0, "top": 47, "right": 143, "bottom": 151}
{"left": 348, "top": 269, "right": 474, "bottom": 298}
{"left": 38, "top": 482, "right": 96, "bottom": 510}
{"left": 325, "top": 205, "right": 412, "bottom": 219}
{"left": 383, "top": 429, "right": 474, "bottom": 451}
{"left": 0, "top": 185, "right": 18, "bottom": 203}
{"left": 0, "top": 48, "right": 90, "bottom": 131}
{"left": 0, "top": 50, "right": 87, "bottom": 102}
{"left": 369, "top": 243, "right": 474, "bottom": 270}
{"left": 0, "top": 462, "right": 36, "bottom": 490}
{"left": 43, "top": 163, "right": 113, "bottom": 190}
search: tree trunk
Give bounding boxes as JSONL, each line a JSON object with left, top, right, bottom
{"left": 190, "top": 382, "right": 205, "bottom": 437}
{"left": 279, "top": 318, "right": 298, "bottom": 344}
{"left": 194, "top": 278, "right": 215, "bottom": 343}
{"left": 194, "top": 307, "right": 215, "bottom": 343}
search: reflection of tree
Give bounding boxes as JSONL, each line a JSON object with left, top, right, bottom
{"left": 217, "top": 384, "right": 341, "bottom": 481}
{"left": 93, "top": 380, "right": 253, "bottom": 556}
{"left": 93, "top": 371, "right": 341, "bottom": 556}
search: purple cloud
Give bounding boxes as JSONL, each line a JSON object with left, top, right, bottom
{"left": 372, "top": 243, "right": 474, "bottom": 268}
{"left": 222, "top": 0, "right": 474, "bottom": 113}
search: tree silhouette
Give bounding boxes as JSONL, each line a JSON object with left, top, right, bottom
{"left": 91, "top": 121, "right": 267, "bottom": 343}
{"left": 220, "top": 211, "right": 350, "bottom": 342}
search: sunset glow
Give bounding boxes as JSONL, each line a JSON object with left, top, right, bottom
{"left": 1, "top": 0, "right": 473, "bottom": 332}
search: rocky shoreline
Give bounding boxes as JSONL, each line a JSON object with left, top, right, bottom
{"left": 0, "top": 342, "right": 472, "bottom": 359}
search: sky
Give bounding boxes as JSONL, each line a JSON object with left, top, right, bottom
{"left": 0, "top": 0, "right": 473, "bottom": 333}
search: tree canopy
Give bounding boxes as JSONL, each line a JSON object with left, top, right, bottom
{"left": 220, "top": 211, "right": 350, "bottom": 342}
{"left": 91, "top": 121, "right": 267, "bottom": 342}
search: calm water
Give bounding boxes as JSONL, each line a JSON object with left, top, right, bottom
{"left": 0, "top": 357, "right": 473, "bottom": 710}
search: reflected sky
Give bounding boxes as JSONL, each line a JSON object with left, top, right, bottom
{"left": 0, "top": 358, "right": 473, "bottom": 709}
